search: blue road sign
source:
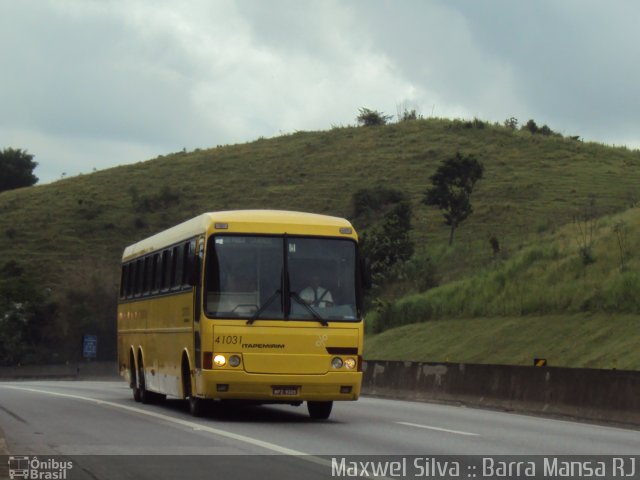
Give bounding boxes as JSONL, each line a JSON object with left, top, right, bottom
{"left": 83, "top": 334, "right": 97, "bottom": 359}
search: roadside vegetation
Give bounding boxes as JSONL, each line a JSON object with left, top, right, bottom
{"left": 2, "top": 114, "right": 640, "bottom": 367}
{"left": 367, "top": 206, "right": 640, "bottom": 332}
{"left": 364, "top": 314, "right": 639, "bottom": 370}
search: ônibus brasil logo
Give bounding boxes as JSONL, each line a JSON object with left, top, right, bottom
{"left": 8, "top": 456, "right": 73, "bottom": 479}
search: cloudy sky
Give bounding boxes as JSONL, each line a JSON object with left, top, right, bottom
{"left": 2, "top": 0, "right": 639, "bottom": 183}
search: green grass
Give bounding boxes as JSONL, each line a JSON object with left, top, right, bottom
{"left": 364, "top": 314, "right": 640, "bottom": 370}
{"left": 2, "top": 118, "right": 640, "bottom": 286}
{"left": 2, "top": 117, "right": 640, "bottom": 367}
{"left": 367, "top": 206, "right": 640, "bottom": 333}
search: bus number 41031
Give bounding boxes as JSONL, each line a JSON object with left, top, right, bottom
{"left": 215, "top": 336, "right": 242, "bottom": 345}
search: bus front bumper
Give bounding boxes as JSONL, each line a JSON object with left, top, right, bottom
{"left": 195, "top": 369, "right": 362, "bottom": 402}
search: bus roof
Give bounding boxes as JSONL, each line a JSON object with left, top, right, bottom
{"left": 122, "top": 210, "right": 357, "bottom": 261}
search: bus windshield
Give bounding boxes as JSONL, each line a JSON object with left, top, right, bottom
{"left": 204, "top": 235, "right": 359, "bottom": 322}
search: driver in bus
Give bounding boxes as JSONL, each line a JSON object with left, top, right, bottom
{"left": 300, "top": 274, "right": 334, "bottom": 308}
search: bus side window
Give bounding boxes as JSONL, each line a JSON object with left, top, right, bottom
{"left": 120, "top": 264, "right": 128, "bottom": 298}
{"left": 171, "top": 249, "right": 176, "bottom": 287}
{"left": 158, "top": 252, "right": 165, "bottom": 291}
{"left": 161, "top": 249, "right": 171, "bottom": 291}
{"left": 172, "top": 245, "right": 183, "bottom": 289}
{"left": 152, "top": 253, "right": 161, "bottom": 293}
{"left": 134, "top": 259, "right": 143, "bottom": 296}
{"left": 127, "top": 262, "right": 135, "bottom": 298}
{"left": 142, "top": 256, "right": 150, "bottom": 295}
{"left": 182, "top": 240, "right": 196, "bottom": 286}
{"left": 170, "top": 247, "right": 177, "bottom": 288}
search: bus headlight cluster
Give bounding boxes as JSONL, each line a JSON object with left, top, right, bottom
{"left": 344, "top": 358, "right": 356, "bottom": 370}
{"left": 331, "top": 357, "right": 357, "bottom": 370}
{"left": 212, "top": 354, "right": 242, "bottom": 368}
{"left": 331, "top": 357, "right": 343, "bottom": 369}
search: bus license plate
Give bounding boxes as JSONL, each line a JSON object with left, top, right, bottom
{"left": 273, "top": 386, "right": 299, "bottom": 396}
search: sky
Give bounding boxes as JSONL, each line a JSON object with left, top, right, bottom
{"left": 1, "top": 0, "right": 639, "bottom": 184}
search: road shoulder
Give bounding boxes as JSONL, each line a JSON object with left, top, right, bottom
{"left": 0, "top": 424, "right": 8, "bottom": 455}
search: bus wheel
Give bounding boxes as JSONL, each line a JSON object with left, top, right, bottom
{"left": 130, "top": 355, "right": 141, "bottom": 402}
{"left": 307, "top": 401, "right": 333, "bottom": 420}
{"left": 133, "top": 385, "right": 142, "bottom": 402}
{"left": 189, "top": 396, "right": 206, "bottom": 417}
{"left": 138, "top": 365, "right": 152, "bottom": 404}
{"left": 182, "top": 361, "right": 205, "bottom": 417}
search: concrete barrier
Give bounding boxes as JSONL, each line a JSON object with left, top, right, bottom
{"left": 2, "top": 360, "right": 638, "bottom": 426}
{"left": 0, "top": 362, "right": 118, "bottom": 380}
{"left": 362, "top": 360, "right": 640, "bottom": 427}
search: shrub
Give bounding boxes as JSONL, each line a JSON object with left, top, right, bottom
{"left": 539, "top": 124, "right": 552, "bottom": 136}
{"left": 399, "top": 109, "right": 418, "bottom": 122}
{"left": 356, "top": 108, "right": 392, "bottom": 127}
{"left": 395, "top": 255, "right": 439, "bottom": 292}
{"left": 504, "top": 117, "right": 518, "bottom": 130}
{"left": 352, "top": 186, "right": 405, "bottom": 227}
{"left": 523, "top": 119, "right": 538, "bottom": 134}
{"left": 473, "top": 118, "right": 486, "bottom": 129}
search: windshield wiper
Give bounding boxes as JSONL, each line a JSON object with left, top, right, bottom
{"left": 289, "top": 291, "right": 328, "bottom": 327}
{"left": 246, "top": 289, "right": 281, "bottom": 325}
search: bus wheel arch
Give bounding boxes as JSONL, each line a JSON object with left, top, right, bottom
{"left": 181, "top": 351, "right": 192, "bottom": 400}
{"left": 137, "top": 348, "right": 152, "bottom": 404}
{"left": 181, "top": 350, "right": 206, "bottom": 417}
{"left": 130, "top": 348, "right": 141, "bottom": 402}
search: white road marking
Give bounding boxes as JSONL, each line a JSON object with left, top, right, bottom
{"left": 396, "top": 421, "right": 479, "bottom": 436}
{"left": 1, "top": 385, "right": 328, "bottom": 458}
{"left": 1, "top": 384, "right": 402, "bottom": 478}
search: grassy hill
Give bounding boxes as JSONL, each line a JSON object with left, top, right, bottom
{"left": 1, "top": 117, "right": 639, "bottom": 367}
{"left": 365, "top": 203, "right": 640, "bottom": 370}
{"left": 364, "top": 314, "right": 639, "bottom": 370}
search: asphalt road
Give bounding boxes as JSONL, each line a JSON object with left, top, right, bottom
{"left": 0, "top": 380, "right": 639, "bottom": 479}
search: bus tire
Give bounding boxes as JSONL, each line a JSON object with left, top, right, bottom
{"left": 130, "top": 352, "right": 141, "bottom": 402}
{"left": 189, "top": 396, "right": 206, "bottom": 417}
{"left": 138, "top": 364, "right": 152, "bottom": 405}
{"left": 307, "top": 401, "right": 333, "bottom": 420}
{"left": 182, "top": 355, "right": 205, "bottom": 416}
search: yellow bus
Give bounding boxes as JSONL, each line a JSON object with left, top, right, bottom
{"left": 117, "top": 210, "right": 365, "bottom": 419}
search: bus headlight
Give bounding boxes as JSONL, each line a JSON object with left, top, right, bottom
{"left": 213, "top": 355, "right": 226, "bottom": 367}
{"left": 331, "top": 357, "right": 343, "bottom": 369}
{"left": 344, "top": 358, "right": 356, "bottom": 370}
{"left": 229, "top": 355, "right": 241, "bottom": 367}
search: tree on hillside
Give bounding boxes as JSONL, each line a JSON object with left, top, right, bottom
{"left": 423, "top": 152, "right": 484, "bottom": 246}
{"left": 0, "top": 148, "right": 38, "bottom": 192}
{"left": 522, "top": 119, "right": 557, "bottom": 136}
{"left": 356, "top": 107, "right": 392, "bottom": 127}
{"left": 351, "top": 187, "right": 414, "bottom": 285}
{"left": 351, "top": 186, "right": 405, "bottom": 228}
{"left": 523, "top": 119, "right": 538, "bottom": 134}
{"left": 0, "top": 261, "right": 56, "bottom": 365}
